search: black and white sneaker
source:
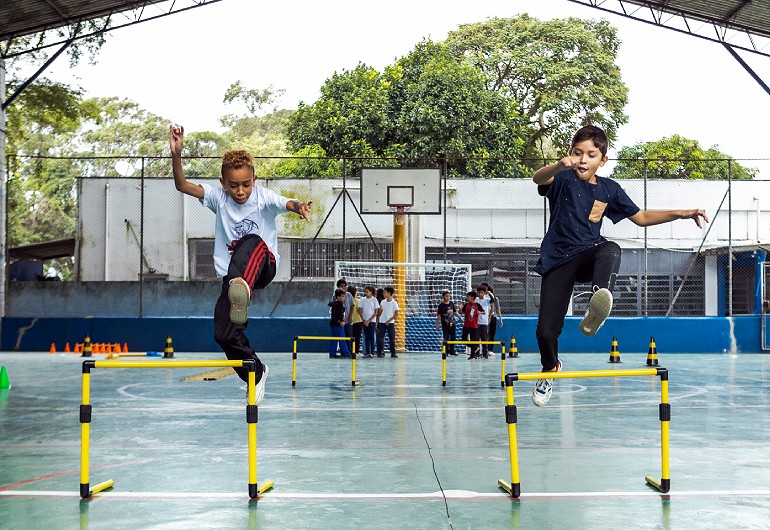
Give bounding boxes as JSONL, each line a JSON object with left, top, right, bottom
{"left": 532, "top": 360, "right": 562, "bottom": 407}
{"left": 579, "top": 288, "right": 612, "bottom": 336}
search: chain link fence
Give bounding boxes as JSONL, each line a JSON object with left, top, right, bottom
{"left": 5, "top": 154, "right": 769, "bottom": 319}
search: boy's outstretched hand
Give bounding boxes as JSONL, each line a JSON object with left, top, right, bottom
{"left": 685, "top": 209, "right": 709, "bottom": 229}
{"left": 296, "top": 200, "right": 313, "bottom": 222}
{"left": 169, "top": 124, "right": 184, "bottom": 156}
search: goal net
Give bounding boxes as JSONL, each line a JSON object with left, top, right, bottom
{"left": 335, "top": 261, "right": 472, "bottom": 352}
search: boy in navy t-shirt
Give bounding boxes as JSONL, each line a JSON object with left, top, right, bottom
{"left": 531, "top": 125, "right": 708, "bottom": 407}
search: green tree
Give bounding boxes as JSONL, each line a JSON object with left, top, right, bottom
{"left": 445, "top": 15, "right": 628, "bottom": 159}
{"left": 287, "top": 41, "right": 529, "bottom": 177}
{"left": 611, "top": 135, "right": 757, "bottom": 180}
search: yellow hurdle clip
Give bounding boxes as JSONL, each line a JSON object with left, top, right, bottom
{"left": 79, "top": 359, "right": 272, "bottom": 500}
{"left": 497, "top": 367, "right": 670, "bottom": 499}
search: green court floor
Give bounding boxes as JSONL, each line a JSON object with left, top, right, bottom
{"left": 1, "top": 349, "right": 769, "bottom": 529}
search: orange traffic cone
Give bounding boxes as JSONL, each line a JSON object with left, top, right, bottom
{"left": 49, "top": 343, "right": 57, "bottom": 354}
{"left": 123, "top": 343, "right": 129, "bottom": 353}
{"left": 64, "top": 342, "right": 71, "bottom": 353}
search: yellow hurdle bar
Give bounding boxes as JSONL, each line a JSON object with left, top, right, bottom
{"left": 79, "top": 359, "right": 272, "bottom": 500}
{"left": 498, "top": 367, "right": 670, "bottom": 498}
{"left": 441, "top": 340, "right": 504, "bottom": 386}
{"left": 292, "top": 336, "right": 358, "bottom": 387}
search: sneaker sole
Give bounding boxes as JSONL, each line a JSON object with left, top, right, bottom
{"left": 228, "top": 278, "right": 250, "bottom": 325}
{"left": 579, "top": 288, "right": 613, "bottom": 337}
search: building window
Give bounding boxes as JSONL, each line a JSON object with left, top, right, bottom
{"left": 290, "top": 239, "right": 393, "bottom": 279}
{"left": 188, "top": 238, "right": 216, "bottom": 280}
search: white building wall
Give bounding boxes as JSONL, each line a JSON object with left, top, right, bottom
{"left": 80, "top": 177, "right": 770, "bottom": 281}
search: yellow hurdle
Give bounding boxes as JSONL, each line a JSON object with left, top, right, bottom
{"left": 292, "top": 336, "right": 358, "bottom": 387}
{"left": 79, "top": 359, "right": 272, "bottom": 500}
{"left": 498, "top": 367, "right": 670, "bottom": 499}
{"left": 442, "top": 340, "right": 504, "bottom": 386}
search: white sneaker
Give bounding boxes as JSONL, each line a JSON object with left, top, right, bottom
{"left": 579, "top": 288, "right": 613, "bottom": 336}
{"left": 254, "top": 364, "right": 269, "bottom": 406}
{"left": 228, "top": 277, "right": 251, "bottom": 325}
{"left": 532, "top": 360, "right": 562, "bottom": 407}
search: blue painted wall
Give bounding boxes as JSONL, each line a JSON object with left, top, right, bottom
{"left": 1, "top": 315, "right": 763, "bottom": 354}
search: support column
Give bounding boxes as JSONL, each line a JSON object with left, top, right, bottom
{"left": 393, "top": 213, "right": 406, "bottom": 352}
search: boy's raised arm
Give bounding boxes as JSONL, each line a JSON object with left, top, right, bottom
{"left": 169, "top": 124, "right": 204, "bottom": 200}
{"left": 533, "top": 156, "right": 578, "bottom": 185}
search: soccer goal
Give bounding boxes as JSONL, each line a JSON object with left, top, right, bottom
{"left": 335, "top": 261, "right": 472, "bottom": 352}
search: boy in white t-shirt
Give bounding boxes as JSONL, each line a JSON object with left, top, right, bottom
{"left": 476, "top": 285, "right": 492, "bottom": 358}
{"left": 170, "top": 125, "right": 312, "bottom": 405}
{"left": 376, "top": 286, "right": 399, "bottom": 358}
{"left": 359, "top": 285, "right": 380, "bottom": 358}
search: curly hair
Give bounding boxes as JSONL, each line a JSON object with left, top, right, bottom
{"left": 221, "top": 150, "right": 254, "bottom": 177}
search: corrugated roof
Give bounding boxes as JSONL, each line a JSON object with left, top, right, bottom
{"left": 623, "top": 0, "right": 770, "bottom": 39}
{"left": 0, "top": 1, "right": 173, "bottom": 42}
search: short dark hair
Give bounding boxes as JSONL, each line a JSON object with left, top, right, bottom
{"left": 384, "top": 286, "right": 394, "bottom": 296}
{"left": 336, "top": 278, "right": 347, "bottom": 288}
{"left": 571, "top": 125, "right": 609, "bottom": 157}
{"left": 466, "top": 291, "right": 477, "bottom": 299}
{"left": 334, "top": 288, "right": 346, "bottom": 298}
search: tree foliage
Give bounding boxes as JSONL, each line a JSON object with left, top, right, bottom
{"left": 611, "top": 135, "right": 757, "bottom": 180}
{"left": 445, "top": 15, "right": 629, "bottom": 158}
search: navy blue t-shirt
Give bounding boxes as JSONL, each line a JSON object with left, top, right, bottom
{"left": 535, "top": 170, "right": 640, "bottom": 275}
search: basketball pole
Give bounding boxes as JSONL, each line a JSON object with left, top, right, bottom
{"left": 393, "top": 209, "right": 407, "bottom": 352}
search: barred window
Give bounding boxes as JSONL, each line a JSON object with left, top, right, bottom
{"left": 290, "top": 239, "right": 392, "bottom": 279}
{"left": 188, "top": 239, "right": 216, "bottom": 280}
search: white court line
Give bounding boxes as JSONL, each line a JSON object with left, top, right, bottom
{"left": 3, "top": 489, "right": 770, "bottom": 500}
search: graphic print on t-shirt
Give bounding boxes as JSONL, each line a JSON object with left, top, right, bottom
{"left": 227, "top": 218, "right": 260, "bottom": 252}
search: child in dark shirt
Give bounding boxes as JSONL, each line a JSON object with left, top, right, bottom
{"left": 329, "top": 288, "right": 351, "bottom": 358}
{"left": 531, "top": 125, "right": 707, "bottom": 406}
{"left": 436, "top": 290, "right": 460, "bottom": 356}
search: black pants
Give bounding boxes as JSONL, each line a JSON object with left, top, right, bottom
{"left": 462, "top": 326, "right": 480, "bottom": 357}
{"left": 478, "top": 324, "right": 489, "bottom": 356}
{"left": 536, "top": 241, "right": 621, "bottom": 371}
{"left": 488, "top": 316, "right": 497, "bottom": 353}
{"left": 441, "top": 323, "right": 457, "bottom": 354}
{"left": 213, "top": 234, "right": 275, "bottom": 383}
{"left": 377, "top": 323, "right": 396, "bottom": 355}
{"left": 351, "top": 322, "right": 363, "bottom": 356}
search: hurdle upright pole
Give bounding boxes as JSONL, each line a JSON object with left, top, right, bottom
{"left": 351, "top": 341, "right": 357, "bottom": 387}
{"left": 500, "top": 345, "right": 507, "bottom": 389}
{"left": 292, "top": 337, "right": 298, "bottom": 387}
{"left": 80, "top": 361, "right": 114, "bottom": 498}
{"left": 646, "top": 368, "right": 670, "bottom": 493}
{"left": 497, "top": 373, "right": 520, "bottom": 498}
{"left": 441, "top": 342, "right": 447, "bottom": 387}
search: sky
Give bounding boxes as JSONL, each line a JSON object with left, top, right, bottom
{"left": 14, "top": 0, "right": 770, "bottom": 177}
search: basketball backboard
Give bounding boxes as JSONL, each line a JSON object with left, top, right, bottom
{"left": 360, "top": 168, "right": 441, "bottom": 214}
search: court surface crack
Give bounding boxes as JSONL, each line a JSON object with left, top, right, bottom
{"left": 413, "top": 400, "right": 454, "bottom": 530}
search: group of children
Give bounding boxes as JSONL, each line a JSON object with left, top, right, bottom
{"left": 171, "top": 122, "right": 706, "bottom": 410}
{"left": 329, "top": 279, "right": 400, "bottom": 358}
{"left": 436, "top": 283, "right": 503, "bottom": 359}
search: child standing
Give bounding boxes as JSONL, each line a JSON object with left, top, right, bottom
{"left": 349, "top": 285, "right": 363, "bottom": 356}
{"left": 329, "top": 288, "right": 352, "bottom": 358}
{"left": 170, "top": 125, "right": 312, "bottom": 405}
{"left": 435, "top": 290, "right": 459, "bottom": 355}
{"left": 460, "top": 291, "right": 484, "bottom": 359}
{"left": 482, "top": 282, "right": 503, "bottom": 353}
{"left": 531, "top": 125, "right": 707, "bottom": 407}
{"left": 476, "top": 285, "right": 492, "bottom": 358}
{"left": 360, "top": 285, "right": 379, "bottom": 358}
{"left": 377, "top": 287, "right": 399, "bottom": 358}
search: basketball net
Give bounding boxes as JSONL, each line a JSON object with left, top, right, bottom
{"left": 394, "top": 207, "right": 406, "bottom": 226}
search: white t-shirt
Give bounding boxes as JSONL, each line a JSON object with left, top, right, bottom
{"left": 379, "top": 299, "right": 399, "bottom": 324}
{"left": 360, "top": 296, "right": 380, "bottom": 321}
{"left": 200, "top": 183, "right": 290, "bottom": 277}
{"left": 477, "top": 294, "right": 491, "bottom": 325}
